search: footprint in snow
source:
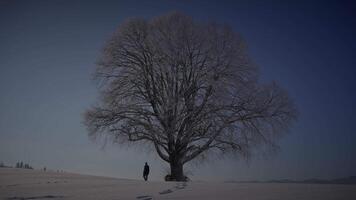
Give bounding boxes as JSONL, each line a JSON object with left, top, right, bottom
{"left": 136, "top": 195, "right": 153, "bottom": 200}
{"left": 159, "top": 189, "right": 173, "bottom": 195}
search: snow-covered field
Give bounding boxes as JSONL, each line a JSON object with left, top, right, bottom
{"left": 1, "top": 168, "right": 355, "bottom": 200}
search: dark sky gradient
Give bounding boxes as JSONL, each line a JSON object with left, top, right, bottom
{"left": 1, "top": 0, "right": 355, "bottom": 181}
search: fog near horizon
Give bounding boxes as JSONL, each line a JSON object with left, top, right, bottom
{"left": 0, "top": 0, "right": 355, "bottom": 181}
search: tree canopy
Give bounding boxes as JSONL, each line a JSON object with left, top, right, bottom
{"left": 84, "top": 12, "right": 297, "bottom": 181}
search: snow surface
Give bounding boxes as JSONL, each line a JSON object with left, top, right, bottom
{"left": 1, "top": 168, "right": 356, "bottom": 200}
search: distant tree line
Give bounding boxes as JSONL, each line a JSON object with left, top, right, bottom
{"left": 0, "top": 161, "right": 33, "bottom": 169}
{"left": 0, "top": 161, "right": 65, "bottom": 173}
{"left": 15, "top": 161, "right": 33, "bottom": 169}
{"left": 0, "top": 161, "right": 12, "bottom": 168}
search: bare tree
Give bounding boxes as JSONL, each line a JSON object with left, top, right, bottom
{"left": 84, "top": 12, "right": 297, "bottom": 181}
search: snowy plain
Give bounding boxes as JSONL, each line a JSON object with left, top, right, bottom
{"left": 1, "top": 168, "right": 355, "bottom": 200}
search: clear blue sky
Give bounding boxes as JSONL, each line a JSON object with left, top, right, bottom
{"left": 0, "top": 0, "right": 355, "bottom": 181}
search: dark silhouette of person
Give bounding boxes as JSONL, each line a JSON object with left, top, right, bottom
{"left": 143, "top": 162, "right": 150, "bottom": 181}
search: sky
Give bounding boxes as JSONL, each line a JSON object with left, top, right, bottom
{"left": 0, "top": 0, "right": 355, "bottom": 181}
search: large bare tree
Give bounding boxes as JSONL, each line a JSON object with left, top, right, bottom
{"left": 84, "top": 13, "right": 297, "bottom": 181}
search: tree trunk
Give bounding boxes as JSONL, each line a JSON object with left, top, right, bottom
{"left": 169, "top": 159, "right": 184, "bottom": 181}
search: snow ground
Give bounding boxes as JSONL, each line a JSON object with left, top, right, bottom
{"left": 1, "top": 168, "right": 355, "bottom": 200}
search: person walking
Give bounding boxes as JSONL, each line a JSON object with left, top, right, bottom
{"left": 143, "top": 162, "right": 150, "bottom": 181}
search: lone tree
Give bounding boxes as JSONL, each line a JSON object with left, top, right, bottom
{"left": 84, "top": 13, "right": 297, "bottom": 181}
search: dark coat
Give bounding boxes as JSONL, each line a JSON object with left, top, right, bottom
{"left": 143, "top": 164, "right": 150, "bottom": 175}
